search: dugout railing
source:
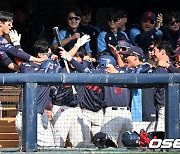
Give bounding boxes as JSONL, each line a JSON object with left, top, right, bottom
{"left": 0, "top": 73, "right": 179, "bottom": 152}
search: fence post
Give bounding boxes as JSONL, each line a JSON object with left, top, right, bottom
{"left": 166, "top": 83, "right": 180, "bottom": 139}
{"left": 22, "top": 83, "right": 38, "bottom": 152}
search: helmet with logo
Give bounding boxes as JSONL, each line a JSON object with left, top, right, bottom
{"left": 41, "top": 59, "right": 59, "bottom": 73}
{"left": 97, "top": 55, "right": 117, "bottom": 68}
{"left": 121, "top": 131, "right": 140, "bottom": 148}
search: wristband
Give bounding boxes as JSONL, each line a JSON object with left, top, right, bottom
{"left": 74, "top": 43, "right": 81, "bottom": 48}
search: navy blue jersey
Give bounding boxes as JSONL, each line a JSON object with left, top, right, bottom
{"left": 0, "top": 36, "right": 31, "bottom": 61}
{"left": 79, "top": 24, "right": 101, "bottom": 58}
{"left": 71, "top": 58, "right": 131, "bottom": 109}
{"left": 18, "top": 60, "right": 62, "bottom": 114}
{"left": 53, "top": 67, "right": 84, "bottom": 107}
{"left": 0, "top": 52, "right": 13, "bottom": 66}
{"left": 167, "top": 64, "right": 180, "bottom": 73}
{"left": 80, "top": 85, "right": 104, "bottom": 112}
{"left": 153, "top": 66, "right": 169, "bottom": 106}
{"left": 116, "top": 62, "right": 156, "bottom": 121}
{"left": 103, "top": 86, "right": 130, "bottom": 108}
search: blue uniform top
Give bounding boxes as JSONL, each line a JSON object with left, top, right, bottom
{"left": 0, "top": 51, "right": 13, "bottom": 66}
{"left": 79, "top": 24, "right": 101, "bottom": 58}
{"left": 70, "top": 58, "right": 131, "bottom": 109}
{"left": 0, "top": 36, "right": 31, "bottom": 62}
{"left": 18, "top": 60, "right": 62, "bottom": 114}
{"left": 52, "top": 28, "right": 92, "bottom": 55}
{"left": 128, "top": 24, "right": 163, "bottom": 60}
{"left": 53, "top": 66, "right": 84, "bottom": 107}
{"left": 153, "top": 66, "right": 169, "bottom": 106}
{"left": 97, "top": 28, "right": 129, "bottom": 56}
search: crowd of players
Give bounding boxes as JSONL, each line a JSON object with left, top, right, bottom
{"left": 0, "top": 3, "right": 179, "bottom": 150}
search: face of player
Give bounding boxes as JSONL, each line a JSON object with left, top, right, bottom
{"left": 167, "top": 17, "right": 180, "bottom": 32}
{"left": 67, "top": 12, "right": 81, "bottom": 30}
{"left": 124, "top": 54, "right": 137, "bottom": 68}
{"left": 0, "top": 20, "right": 13, "bottom": 35}
{"left": 148, "top": 45, "right": 155, "bottom": 59}
{"left": 108, "top": 17, "right": 120, "bottom": 31}
{"left": 81, "top": 11, "right": 91, "bottom": 25}
{"left": 152, "top": 46, "right": 165, "bottom": 62}
{"left": 141, "top": 18, "right": 155, "bottom": 32}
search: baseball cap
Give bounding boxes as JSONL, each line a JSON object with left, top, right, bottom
{"left": 171, "top": 47, "right": 180, "bottom": 57}
{"left": 121, "top": 46, "right": 144, "bottom": 57}
{"left": 117, "top": 40, "right": 131, "bottom": 48}
{"left": 142, "top": 11, "right": 156, "bottom": 21}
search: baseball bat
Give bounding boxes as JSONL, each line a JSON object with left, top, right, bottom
{"left": 53, "top": 27, "right": 77, "bottom": 95}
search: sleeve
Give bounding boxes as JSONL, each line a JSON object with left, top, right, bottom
{"left": 52, "top": 30, "right": 66, "bottom": 46}
{"left": 97, "top": 31, "right": 107, "bottom": 53}
{"left": 3, "top": 43, "right": 31, "bottom": 61}
{"left": 167, "top": 64, "right": 180, "bottom": 73}
{"left": 70, "top": 58, "right": 92, "bottom": 73}
{"left": 1, "top": 53, "right": 13, "bottom": 66}
{"left": 84, "top": 41, "right": 92, "bottom": 54}
{"left": 128, "top": 28, "right": 141, "bottom": 46}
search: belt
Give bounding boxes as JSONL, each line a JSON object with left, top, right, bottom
{"left": 111, "top": 106, "right": 129, "bottom": 110}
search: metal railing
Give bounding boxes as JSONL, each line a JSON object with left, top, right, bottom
{"left": 0, "top": 73, "right": 179, "bottom": 152}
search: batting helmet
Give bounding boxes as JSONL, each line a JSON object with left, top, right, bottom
{"left": 97, "top": 55, "right": 117, "bottom": 68}
{"left": 41, "top": 59, "right": 59, "bottom": 73}
{"left": 121, "top": 131, "right": 140, "bottom": 148}
{"left": 93, "top": 132, "right": 117, "bottom": 149}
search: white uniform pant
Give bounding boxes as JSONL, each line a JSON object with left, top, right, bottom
{"left": 15, "top": 111, "right": 55, "bottom": 148}
{"left": 147, "top": 105, "right": 165, "bottom": 133}
{"left": 81, "top": 109, "right": 104, "bottom": 144}
{"left": 101, "top": 107, "right": 133, "bottom": 147}
{"left": 51, "top": 105, "right": 85, "bottom": 147}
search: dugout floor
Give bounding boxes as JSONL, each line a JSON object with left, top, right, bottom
{"left": 0, "top": 147, "right": 179, "bottom": 153}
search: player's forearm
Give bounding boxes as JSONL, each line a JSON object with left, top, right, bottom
{"left": 68, "top": 45, "right": 79, "bottom": 57}
{"left": 8, "top": 62, "right": 19, "bottom": 71}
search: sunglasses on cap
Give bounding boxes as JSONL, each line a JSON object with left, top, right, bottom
{"left": 107, "top": 17, "right": 119, "bottom": 22}
{"left": 142, "top": 19, "right": 155, "bottom": 24}
{"left": 116, "top": 45, "right": 130, "bottom": 51}
{"left": 68, "top": 16, "right": 81, "bottom": 21}
{"left": 169, "top": 20, "right": 179, "bottom": 26}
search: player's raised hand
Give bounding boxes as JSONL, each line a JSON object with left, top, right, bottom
{"left": 59, "top": 47, "right": 72, "bottom": 61}
{"left": 75, "top": 34, "right": 90, "bottom": 48}
{"left": 9, "top": 29, "right": 21, "bottom": 46}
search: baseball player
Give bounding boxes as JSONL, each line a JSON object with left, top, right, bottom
{"left": 51, "top": 35, "right": 91, "bottom": 148}
{"left": 0, "top": 10, "right": 49, "bottom": 75}
{"left": 60, "top": 50, "right": 133, "bottom": 148}
{"left": 15, "top": 39, "right": 63, "bottom": 149}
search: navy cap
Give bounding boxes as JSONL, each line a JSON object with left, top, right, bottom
{"left": 117, "top": 40, "right": 131, "bottom": 48}
{"left": 142, "top": 11, "right": 156, "bottom": 21}
{"left": 121, "top": 46, "right": 144, "bottom": 57}
{"left": 172, "top": 47, "right": 180, "bottom": 57}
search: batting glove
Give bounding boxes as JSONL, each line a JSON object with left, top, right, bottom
{"left": 75, "top": 34, "right": 90, "bottom": 48}
{"left": 9, "top": 30, "right": 21, "bottom": 46}
{"left": 59, "top": 47, "right": 72, "bottom": 61}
